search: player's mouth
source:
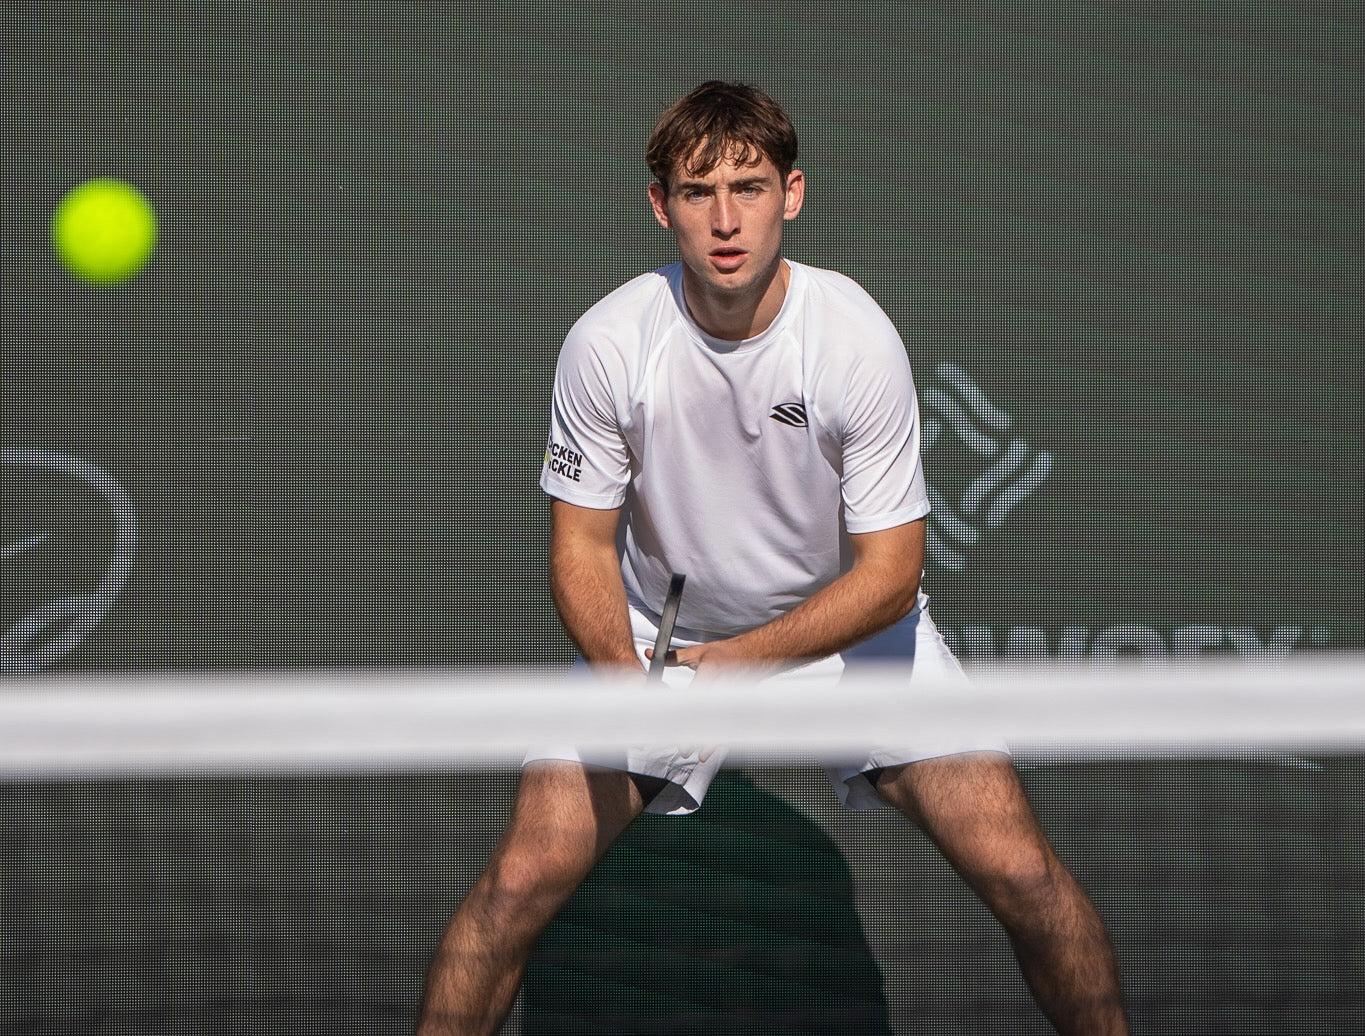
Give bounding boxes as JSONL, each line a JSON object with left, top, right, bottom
{"left": 709, "top": 248, "right": 747, "bottom": 271}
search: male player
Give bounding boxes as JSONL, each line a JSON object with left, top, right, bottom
{"left": 418, "top": 81, "right": 1129, "bottom": 1035}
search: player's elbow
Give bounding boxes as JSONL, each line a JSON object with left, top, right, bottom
{"left": 850, "top": 519, "right": 925, "bottom": 622}
{"left": 885, "top": 563, "right": 921, "bottom": 622}
{"left": 858, "top": 553, "right": 920, "bottom": 626}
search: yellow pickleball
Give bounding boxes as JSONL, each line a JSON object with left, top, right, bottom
{"left": 51, "top": 178, "right": 158, "bottom": 284}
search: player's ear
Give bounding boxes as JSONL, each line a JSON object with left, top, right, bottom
{"left": 782, "top": 169, "right": 805, "bottom": 221}
{"left": 648, "top": 181, "right": 673, "bottom": 229}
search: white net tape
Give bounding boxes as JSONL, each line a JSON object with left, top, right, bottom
{"left": 2, "top": 656, "right": 1363, "bottom": 778}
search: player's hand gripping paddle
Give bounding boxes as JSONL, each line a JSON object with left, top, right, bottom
{"left": 647, "top": 573, "right": 712, "bottom": 761}
{"left": 647, "top": 573, "right": 686, "bottom": 683}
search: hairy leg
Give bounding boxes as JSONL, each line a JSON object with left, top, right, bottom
{"left": 875, "top": 753, "right": 1130, "bottom": 1036}
{"left": 416, "top": 761, "right": 651, "bottom": 1036}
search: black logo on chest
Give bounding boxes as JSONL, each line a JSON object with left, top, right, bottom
{"left": 768, "top": 402, "right": 807, "bottom": 428}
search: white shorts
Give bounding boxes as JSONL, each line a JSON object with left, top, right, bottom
{"left": 525, "top": 593, "right": 1009, "bottom": 816}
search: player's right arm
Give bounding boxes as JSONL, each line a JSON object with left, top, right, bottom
{"left": 542, "top": 302, "right": 641, "bottom": 672}
{"left": 548, "top": 498, "right": 642, "bottom": 674}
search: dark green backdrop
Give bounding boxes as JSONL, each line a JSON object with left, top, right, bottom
{"left": 5, "top": 1, "right": 1360, "bottom": 670}
{"left": 3, "top": 3, "right": 1362, "bottom": 1034}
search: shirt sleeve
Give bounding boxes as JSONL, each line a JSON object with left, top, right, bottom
{"left": 539, "top": 320, "right": 631, "bottom": 509}
{"left": 839, "top": 322, "right": 930, "bottom": 534}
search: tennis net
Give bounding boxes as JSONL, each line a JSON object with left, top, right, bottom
{"left": 2, "top": 658, "right": 1362, "bottom": 1034}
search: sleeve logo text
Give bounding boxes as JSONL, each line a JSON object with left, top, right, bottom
{"left": 545, "top": 440, "right": 584, "bottom": 482}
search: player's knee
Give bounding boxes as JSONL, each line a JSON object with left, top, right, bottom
{"left": 973, "top": 844, "right": 1064, "bottom": 927}
{"left": 482, "top": 845, "right": 589, "bottom": 915}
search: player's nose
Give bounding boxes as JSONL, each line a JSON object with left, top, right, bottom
{"left": 711, "top": 194, "right": 739, "bottom": 236}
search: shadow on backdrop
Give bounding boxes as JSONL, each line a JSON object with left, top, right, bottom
{"left": 522, "top": 771, "right": 892, "bottom": 1035}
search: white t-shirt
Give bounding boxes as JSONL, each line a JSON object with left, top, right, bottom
{"left": 540, "top": 259, "right": 929, "bottom": 636}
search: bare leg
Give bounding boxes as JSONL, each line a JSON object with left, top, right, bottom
{"left": 875, "top": 753, "right": 1130, "bottom": 1036}
{"left": 416, "top": 760, "right": 650, "bottom": 1036}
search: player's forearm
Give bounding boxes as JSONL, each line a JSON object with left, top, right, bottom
{"left": 720, "top": 520, "right": 925, "bottom": 669}
{"left": 549, "top": 536, "right": 641, "bottom": 672}
{"left": 730, "top": 561, "right": 918, "bottom": 666}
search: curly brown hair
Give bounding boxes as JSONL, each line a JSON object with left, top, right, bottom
{"left": 646, "top": 81, "right": 799, "bottom": 193}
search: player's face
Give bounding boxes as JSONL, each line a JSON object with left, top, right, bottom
{"left": 648, "top": 149, "right": 804, "bottom": 303}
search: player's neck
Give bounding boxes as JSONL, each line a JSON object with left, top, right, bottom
{"left": 682, "top": 258, "right": 790, "bottom": 342}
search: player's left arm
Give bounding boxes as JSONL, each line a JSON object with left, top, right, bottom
{"left": 672, "top": 297, "right": 927, "bottom": 677}
{"left": 669, "top": 518, "right": 925, "bottom": 676}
